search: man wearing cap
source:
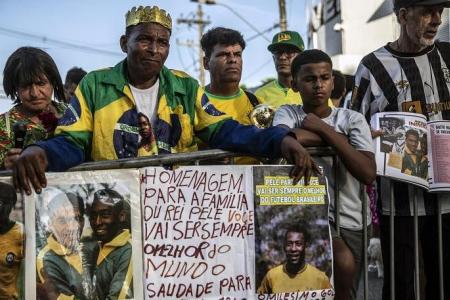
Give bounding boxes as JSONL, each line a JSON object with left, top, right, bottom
{"left": 256, "top": 31, "right": 333, "bottom": 109}
{"left": 352, "top": 1, "right": 450, "bottom": 299}
{"left": 13, "top": 6, "right": 316, "bottom": 195}
{"left": 89, "top": 189, "right": 132, "bottom": 299}
{"left": 255, "top": 31, "right": 305, "bottom": 108}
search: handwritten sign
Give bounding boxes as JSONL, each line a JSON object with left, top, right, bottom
{"left": 140, "top": 166, "right": 255, "bottom": 299}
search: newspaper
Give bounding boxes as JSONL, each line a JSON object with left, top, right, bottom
{"left": 371, "top": 112, "right": 450, "bottom": 192}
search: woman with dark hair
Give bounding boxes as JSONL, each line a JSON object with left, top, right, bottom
{"left": 0, "top": 47, "right": 67, "bottom": 169}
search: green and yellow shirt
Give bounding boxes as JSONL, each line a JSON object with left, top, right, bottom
{"left": 257, "top": 263, "right": 331, "bottom": 294}
{"left": 0, "top": 222, "right": 23, "bottom": 300}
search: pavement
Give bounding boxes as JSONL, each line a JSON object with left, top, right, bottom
{"left": 357, "top": 268, "right": 384, "bottom": 299}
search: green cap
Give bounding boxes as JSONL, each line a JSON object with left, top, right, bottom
{"left": 268, "top": 31, "right": 305, "bottom": 52}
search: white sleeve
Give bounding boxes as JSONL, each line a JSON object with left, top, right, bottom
{"left": 272, "top": 105, "right": 299, "bottom": 128}
{"left": 348, "top": 111, "right": 375, "bottom": 153}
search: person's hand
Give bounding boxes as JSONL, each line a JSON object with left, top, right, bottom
{"left": 280, "top": 135, "right": 320, "bottom": 185}
{"left": 4, "top": 148, "right": 22, "bottom": 169}
{"left": 13, "top": 146, "right": 48, "bottom": 195}
{"left": 301, "top": 113, "right": 332, "bottom": 135}
{"left": 371, "top": 128, "right": 384, "bottom": 138}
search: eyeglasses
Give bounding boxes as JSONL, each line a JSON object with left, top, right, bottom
{"left": 272, "top": 49, "right": 299, "bottom": 58}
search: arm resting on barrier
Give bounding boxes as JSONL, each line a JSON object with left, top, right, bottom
{"left": 36, "top": 136, "right": 85, "bottom": 171}
{"left": 208, "top": 119, "right": 287, "bottom": 158}
{"left": 289, "top": 127, "right": 326, "bottom": 147}
{"left": 208, "top": 119, "right": 318, "bottom": 185}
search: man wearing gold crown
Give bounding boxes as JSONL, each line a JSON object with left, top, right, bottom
{"left": 12, "top": 5, "right": 316, "bottom": 195}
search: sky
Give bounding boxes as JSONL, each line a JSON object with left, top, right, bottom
{"left": 0, "top": 0, "right": 311, "bottom": 112}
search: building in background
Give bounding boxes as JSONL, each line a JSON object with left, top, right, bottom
{"left": 308, "top": 0, "right": 400, "bottom": 75}
{"left": 438, "top": 8, "right": 450, "bottom": 42}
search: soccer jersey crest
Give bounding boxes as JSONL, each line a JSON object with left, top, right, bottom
{"left": 5, "top": 252, "right": 15, "bottom": 266}
{"left": 442, "top": 67, "right": 450, "bottom": 83}
{"left": 396, "top": 80, "right": 410, "bottom": 91}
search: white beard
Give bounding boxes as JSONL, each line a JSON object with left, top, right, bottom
{"left": 420, "top": 36, "right": 435, "bottom": 47}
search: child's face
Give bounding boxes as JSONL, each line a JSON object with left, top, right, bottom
{"left": 292, "top": 62, "right": 333, "bottom": 108}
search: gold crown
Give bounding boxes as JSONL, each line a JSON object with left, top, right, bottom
{"left": 126, "top": 6, "right": 172, "bottom": 31}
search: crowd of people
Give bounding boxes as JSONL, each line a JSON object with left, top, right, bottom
{"left": 1, "top": 0, "right": 450, "bottom": 299}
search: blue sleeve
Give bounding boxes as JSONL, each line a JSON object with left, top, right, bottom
{"left": 36, "top": 136, "right": 85, "bottom": 171}
{"left": 208, "top": 119, "right": 289, "bottom": 159}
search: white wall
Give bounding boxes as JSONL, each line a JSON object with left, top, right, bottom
{"left": 437, "top": 8, "right": 450, "bottom": 42}
{"left": 341, "top": 0, "right": 398, "bottom": 56}
{"left": 309, "top": 0, "right": 399, "bottom": 74}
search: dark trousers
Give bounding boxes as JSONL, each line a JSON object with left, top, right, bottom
{"left": 380, "top": 214, "right": 450, "bottom": 300}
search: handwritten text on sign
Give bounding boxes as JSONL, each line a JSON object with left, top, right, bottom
{"left": 140, "top": 166, "right": 255, "bottom": 299}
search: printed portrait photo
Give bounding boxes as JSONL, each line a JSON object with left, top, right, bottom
{"left": 34, "top": 183, "right": 134, "bottom": 300}
{"left": 379, "top": 117, "right": 406, "bottom": 154}
{"left": 253, "top": 166, "right": 333, "bottom": 295}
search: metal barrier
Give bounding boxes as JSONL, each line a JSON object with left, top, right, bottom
{"left": 4, "top": 147, "right": 443, "bottom": 300}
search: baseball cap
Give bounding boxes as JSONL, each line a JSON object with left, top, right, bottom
{"left": 268, "top": 31, "right": 305, "bottom": 53}
{"left": 394, "top": 0, "right": 450, "bottom": 10}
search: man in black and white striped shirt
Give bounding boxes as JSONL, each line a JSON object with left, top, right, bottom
{"left": 352, "top": 0, "right": 450, "bottom": 299}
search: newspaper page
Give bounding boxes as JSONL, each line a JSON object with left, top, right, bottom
{"left": 427, "top": 120, "right": 450, "bottom": 192}
{"left": 253, "top": 165, "right": 334, "bottom": 300}
{"left": 24, "top": 169, "right": 143, "bottom": 300}
{"left": 141, "top": 165, "right": 255, "bottom": 299}
{"left": 0, "top": 178, "right": 25, "bottom": 299}
{"left": 371, "top": 112, "right": 429, "bottom": 189}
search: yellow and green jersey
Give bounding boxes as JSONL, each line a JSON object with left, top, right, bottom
{"left": 256, "top": 79, "right": 334, "bottom": 108}
{"left": 203, "top": 88, "right": 259, "bottom": 126}
{"left": 0, "top": 222, "right": 23, "bottom": 300}
{"left": 257, "top": 263, "right": 331, "bottom": 294}
{"left": 255, "top": 80, "right": 302, "bottom": 108}
{"left": 201, "top": 88, "right": 261, "bottom": 164}
{"left": 95, "top": 229, "right": 133, "bottom": 299}
{"left": 36, "top": 235, "right": 89, "bottom": 300}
